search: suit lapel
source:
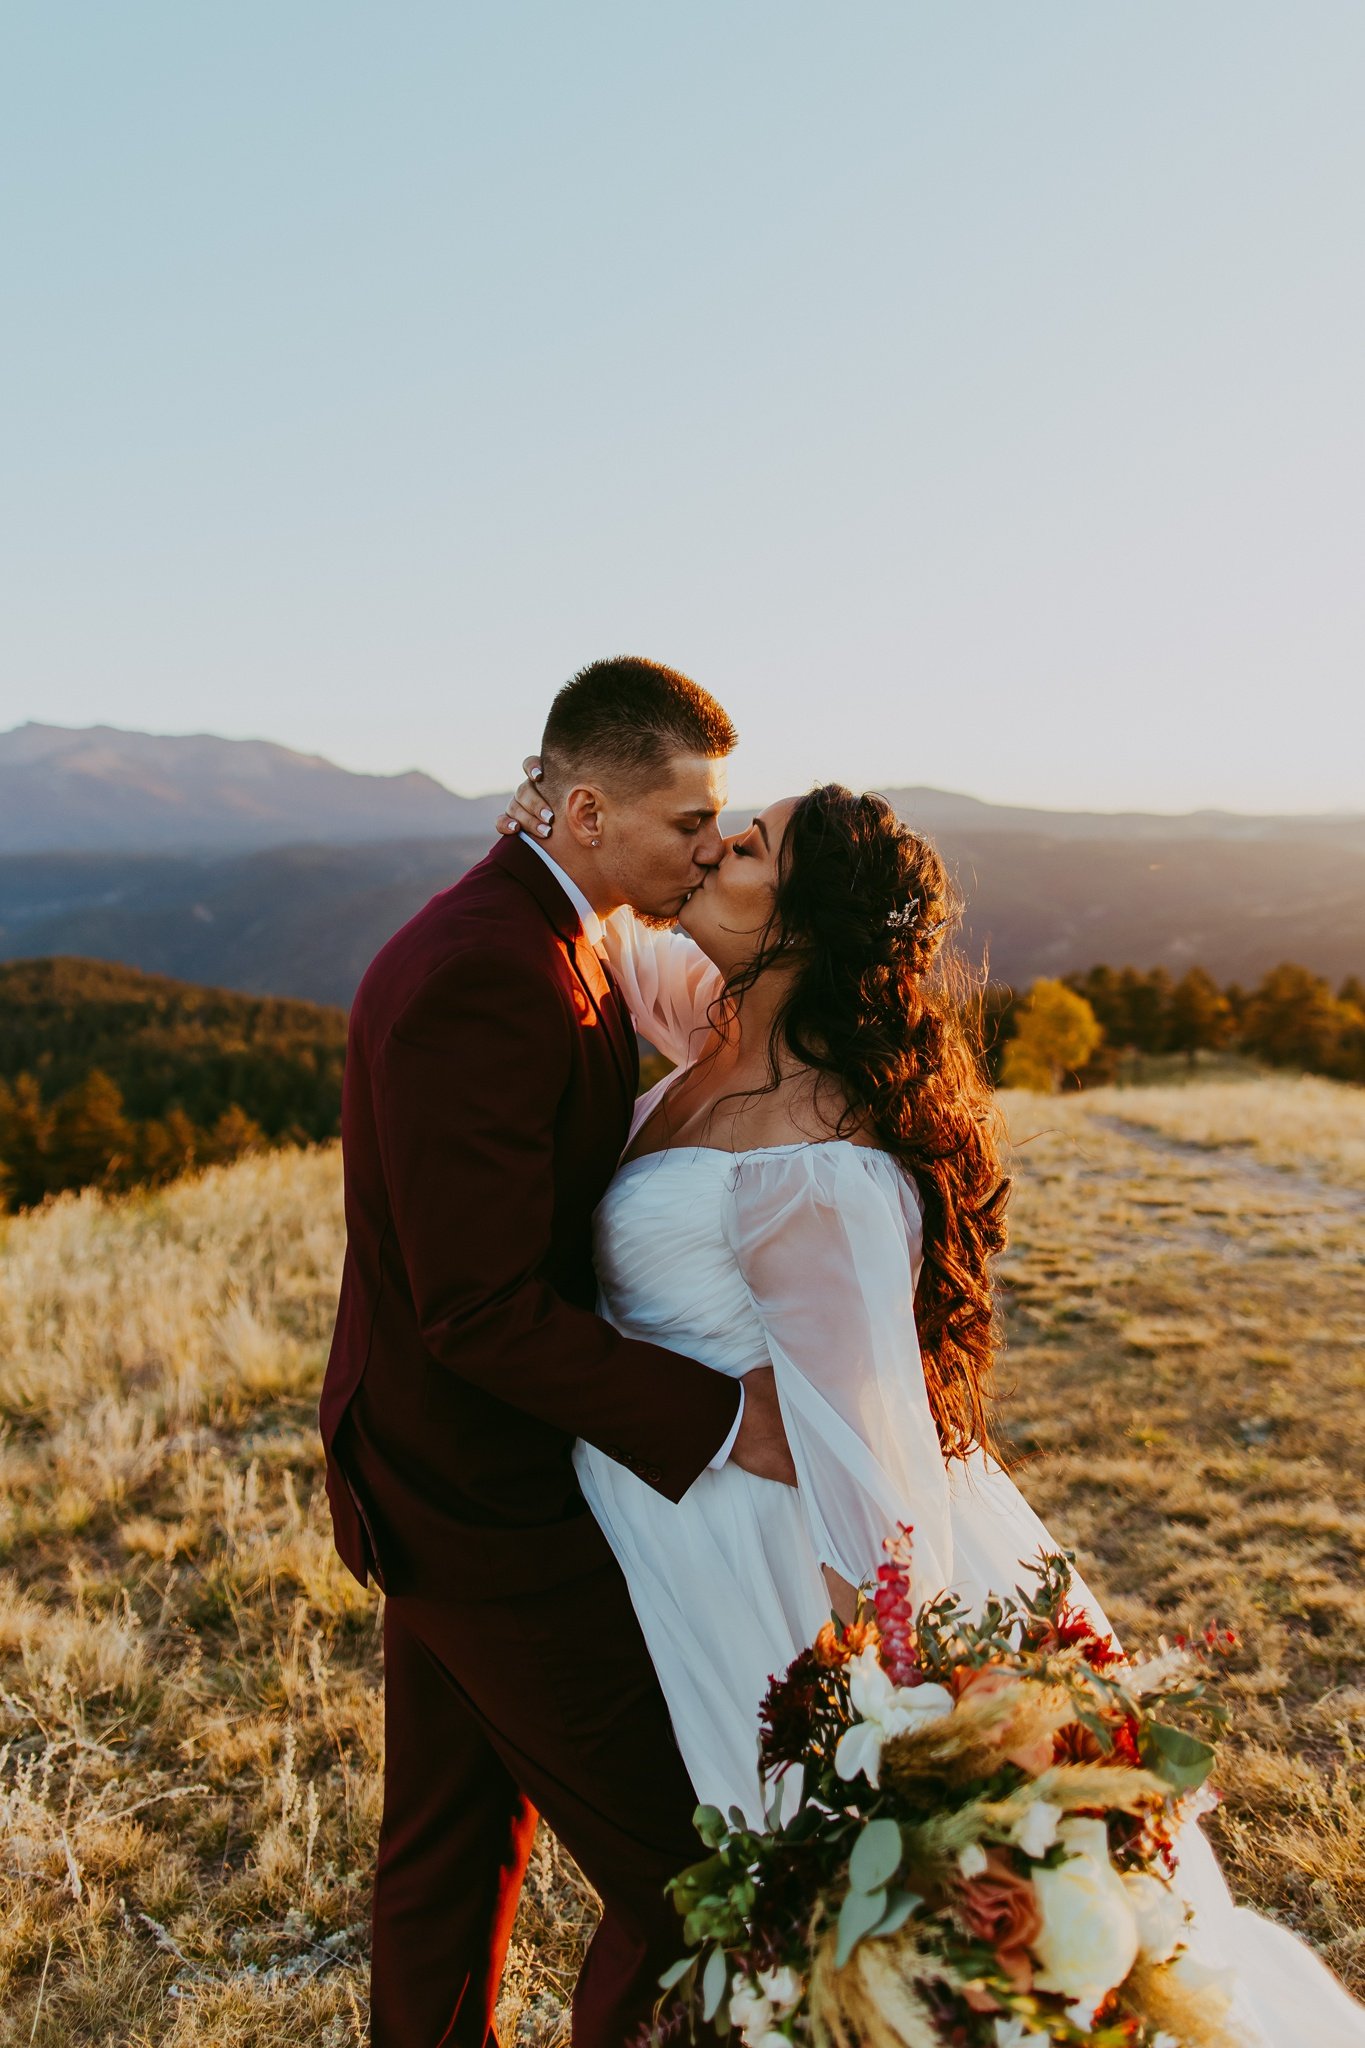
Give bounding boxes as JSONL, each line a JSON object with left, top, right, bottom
{"left": 567, "top": 936, "right": 636, "bottom": 1102}
{"left": 491, "top": 836, "right": 636, "bottom": 1104}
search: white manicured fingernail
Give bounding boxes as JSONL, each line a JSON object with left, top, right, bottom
{"left": 540, "top": 808, "right": 553, "bottom": 822}
{"left": 536, "top": 823, "right": 550, "bottom": 837}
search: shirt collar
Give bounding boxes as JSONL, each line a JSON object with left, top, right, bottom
{"left": 522, "top": 834, "right": 605, "bottom": 948}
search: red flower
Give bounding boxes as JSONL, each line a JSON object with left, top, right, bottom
{"left": 758, "top": 1649, "right": 826, "bottom": 1772}
{"left": 1111, "top": 1712, "right": 1142, "bottom": 1766}
{"left": 1050, "top": 1604, "right": 1122, "bottom": 1671}
{"left": 1053, "top": 1710, "right": 1143, "bottom": 1769}
{"left": 875, "top": 1525, "right": 920, "bottom": 1686}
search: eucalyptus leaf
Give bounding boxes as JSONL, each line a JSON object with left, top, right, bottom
{"left": 872, "top": 1889, "right": 923, "bottom": 1939}
{"left": 701, "top": 1945, "right": 730, "bottom": 2024}
{"left": 1145, "top": 1720, "right": 1215, "bottom": 1792}
{"left": 849, "top": 1817, "right": 903, "bottom": 1894}
{"left": 835, "top": 1885, "right": 888, "bottom": 1969}
{"left": 657, "top": 1956, "right": 696, "bottom": 1992}
{"left": 693, "top": 1805, "right": 728, "bottom": 1848}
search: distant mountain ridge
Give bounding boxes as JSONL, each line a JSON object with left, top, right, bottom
{"left": 877, "top": 786, "right": 1365, "bottom": 846}
{"left": 1, "top": 722, "right": 1360, "bottom": 1002}
{"left": 2, "top": 721, "right": 1359, "bottom": 855}
{"left": 0, "top": 722, "right": 500, "bottom": 852}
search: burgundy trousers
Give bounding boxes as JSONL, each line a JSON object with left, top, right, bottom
{"left": 360, "top": 1483, "right": 710, "bottom": 2045}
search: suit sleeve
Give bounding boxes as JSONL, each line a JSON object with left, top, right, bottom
{"left": 371, "top": 945, "right": 741, "bottom": 1500}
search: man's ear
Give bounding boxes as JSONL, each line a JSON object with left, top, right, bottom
{"left": 560, "top": 782, "right": 606, "bottom": 849}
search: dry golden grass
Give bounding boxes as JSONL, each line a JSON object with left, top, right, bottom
{"left": 1090, "top": 1071, "right": 1365, "bottom": 1191}
{"left": 0, "top": 1079, "right": 1361, "bottom": 2041}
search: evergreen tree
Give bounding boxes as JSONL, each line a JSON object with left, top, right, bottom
{"left": 138, "top": 1108, "right": 200, "bottom": 1186}
{"left": 1240, "top": 964, "right": 1349, "bottom": 1072}
{"left": 1116, "top": 966, "right": 1174, "bottom": 1053}
{"left": 0, "top": 1074, "right": 56, "bottom": 1209}
{"left": 200, "top": 1105, "right": 266, "bottom": 1166}
{"left": 48, "top": 1070, "right": 136, "bottom": 1194}
{"left": 1063, "top": 966, "right": 1128, "bottom": 1040}
{"left": 1167, "top": 967, "right": 1235, "bottom": 1058}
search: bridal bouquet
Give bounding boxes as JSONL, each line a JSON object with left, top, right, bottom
{"left": 654, "top": 1530, "right": 1239, "bottom": 2048}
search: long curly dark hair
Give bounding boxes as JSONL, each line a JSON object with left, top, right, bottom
{"left": 722, "top": 784, "right": 1010, "bottom": 1461}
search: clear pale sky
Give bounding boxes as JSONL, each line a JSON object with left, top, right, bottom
{"left": 3, "top": 4, "right": 1362, "bottom": 812}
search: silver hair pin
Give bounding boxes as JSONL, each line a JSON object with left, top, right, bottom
{"left": 885, "top": 896, "right": 946, "bottom": 937}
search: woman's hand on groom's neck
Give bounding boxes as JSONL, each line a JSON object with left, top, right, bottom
{"left": 496, "top": 757, "right": 554, "bottom": 842}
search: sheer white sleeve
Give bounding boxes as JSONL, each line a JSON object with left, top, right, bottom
{"left": 724, "top": 1145, "right": 953, "bottom": 1604}
{"left": 599, "top": 908, "right": 724, "bottom": 1068}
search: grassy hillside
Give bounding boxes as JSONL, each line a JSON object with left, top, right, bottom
{"left": 0, "top": 959, "right": 348, "bottom": 1210}
{"left": 0, "top": 1078, "right": 1362, "bottom": 2042}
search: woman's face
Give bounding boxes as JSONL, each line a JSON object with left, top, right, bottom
{"left": 676, "top": 795, "right": 799, "bottom": 973}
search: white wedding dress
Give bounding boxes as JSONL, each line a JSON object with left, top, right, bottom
{"left": 571, "top": 913, "right": 1365, "bottom": 2048}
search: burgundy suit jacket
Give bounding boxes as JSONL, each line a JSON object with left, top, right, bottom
{"left": 319, "top": 834, "right": 741, "bottom": 1591}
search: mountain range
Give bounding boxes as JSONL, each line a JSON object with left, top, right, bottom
{"left": 4, "top": 721, "right": 1360, "bottom": 855}
{"left": 0, "top": 722, "right": 498, "bottom": 851}
{"left": 1, "top": 723, "right": 1360, "bottom": 1002}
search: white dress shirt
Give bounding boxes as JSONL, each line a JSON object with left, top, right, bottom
{"left": 522, "top": 832, "right": 744, "bottom": 1472}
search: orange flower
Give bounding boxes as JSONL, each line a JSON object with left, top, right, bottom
{"left": 813, "top": 1618, "right": 881, "bottom": 1668}
{"left": 954, "top": 1664, "right": 1055, "bottom": 1774}
{"left": 953, "top": 1662, "right": 1017, "bottom": 1704}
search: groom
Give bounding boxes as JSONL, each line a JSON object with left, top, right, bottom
{"left": 320, "top": 657, "right": 795, "bottom": 2048}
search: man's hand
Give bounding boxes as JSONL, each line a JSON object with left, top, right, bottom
{"left": 496, "top": 757, "right": 554, "bottom": 839}
{"left": 730, "top": 1366, "right": 797, "bottom": 1487}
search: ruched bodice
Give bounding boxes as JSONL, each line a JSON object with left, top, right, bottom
{"left": 576, "top": 1130, "right": 956, "bottom": 1833}
{"left": 594, "top": 1149, "right": 772, "bottom": 1378}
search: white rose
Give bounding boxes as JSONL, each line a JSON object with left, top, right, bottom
{"left": 1123, "top": 1872, "right": 1186, "bottom": 1964}
{"left": 756, "top": 1964, "right": 802, "bottom": 2016}
{"left": 729, "top": 1979, "right": 774, "bottom": 2043}
{"left": 1012, "top": 1798, "right": 1062, "bottom": 1861}
{"left": 834, "top": 1718, "right": 886, "bottom": 1789}
{"left": 1030, "top": 1819, "right": 1139, "bottom": 2007}
{"left": 835, "top": 1649, "right": 953, "bottom": 1788}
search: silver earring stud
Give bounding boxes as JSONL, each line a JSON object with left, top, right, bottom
{"left": 591, "top": 837, "right": 599, "bottom": 847}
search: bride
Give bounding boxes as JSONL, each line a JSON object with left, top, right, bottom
{"left": 511, "top": 776, "right": 1364, "bottom": 2045}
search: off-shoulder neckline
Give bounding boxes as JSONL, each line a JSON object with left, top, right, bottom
{"left": 614, "top": 1137, "right": 895, "bottom": 1173}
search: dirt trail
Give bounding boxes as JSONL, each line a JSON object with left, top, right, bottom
{"left": 1089, "top": 1111, "right": 1364, "bottom": 1225}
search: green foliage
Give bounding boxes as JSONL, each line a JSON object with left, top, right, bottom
{"left": 1240, "top": 962, "right": 1365, "bottom": 1078}
{"left": 987, "top": 959, "right": 1365, "bottom": 1090}
{"left": 0, "top": 957, "right": 345, "bottom": 1208}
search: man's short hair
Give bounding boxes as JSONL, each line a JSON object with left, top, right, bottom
{"left": 540, "top": 656, "right": 737, "bottom": 795}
